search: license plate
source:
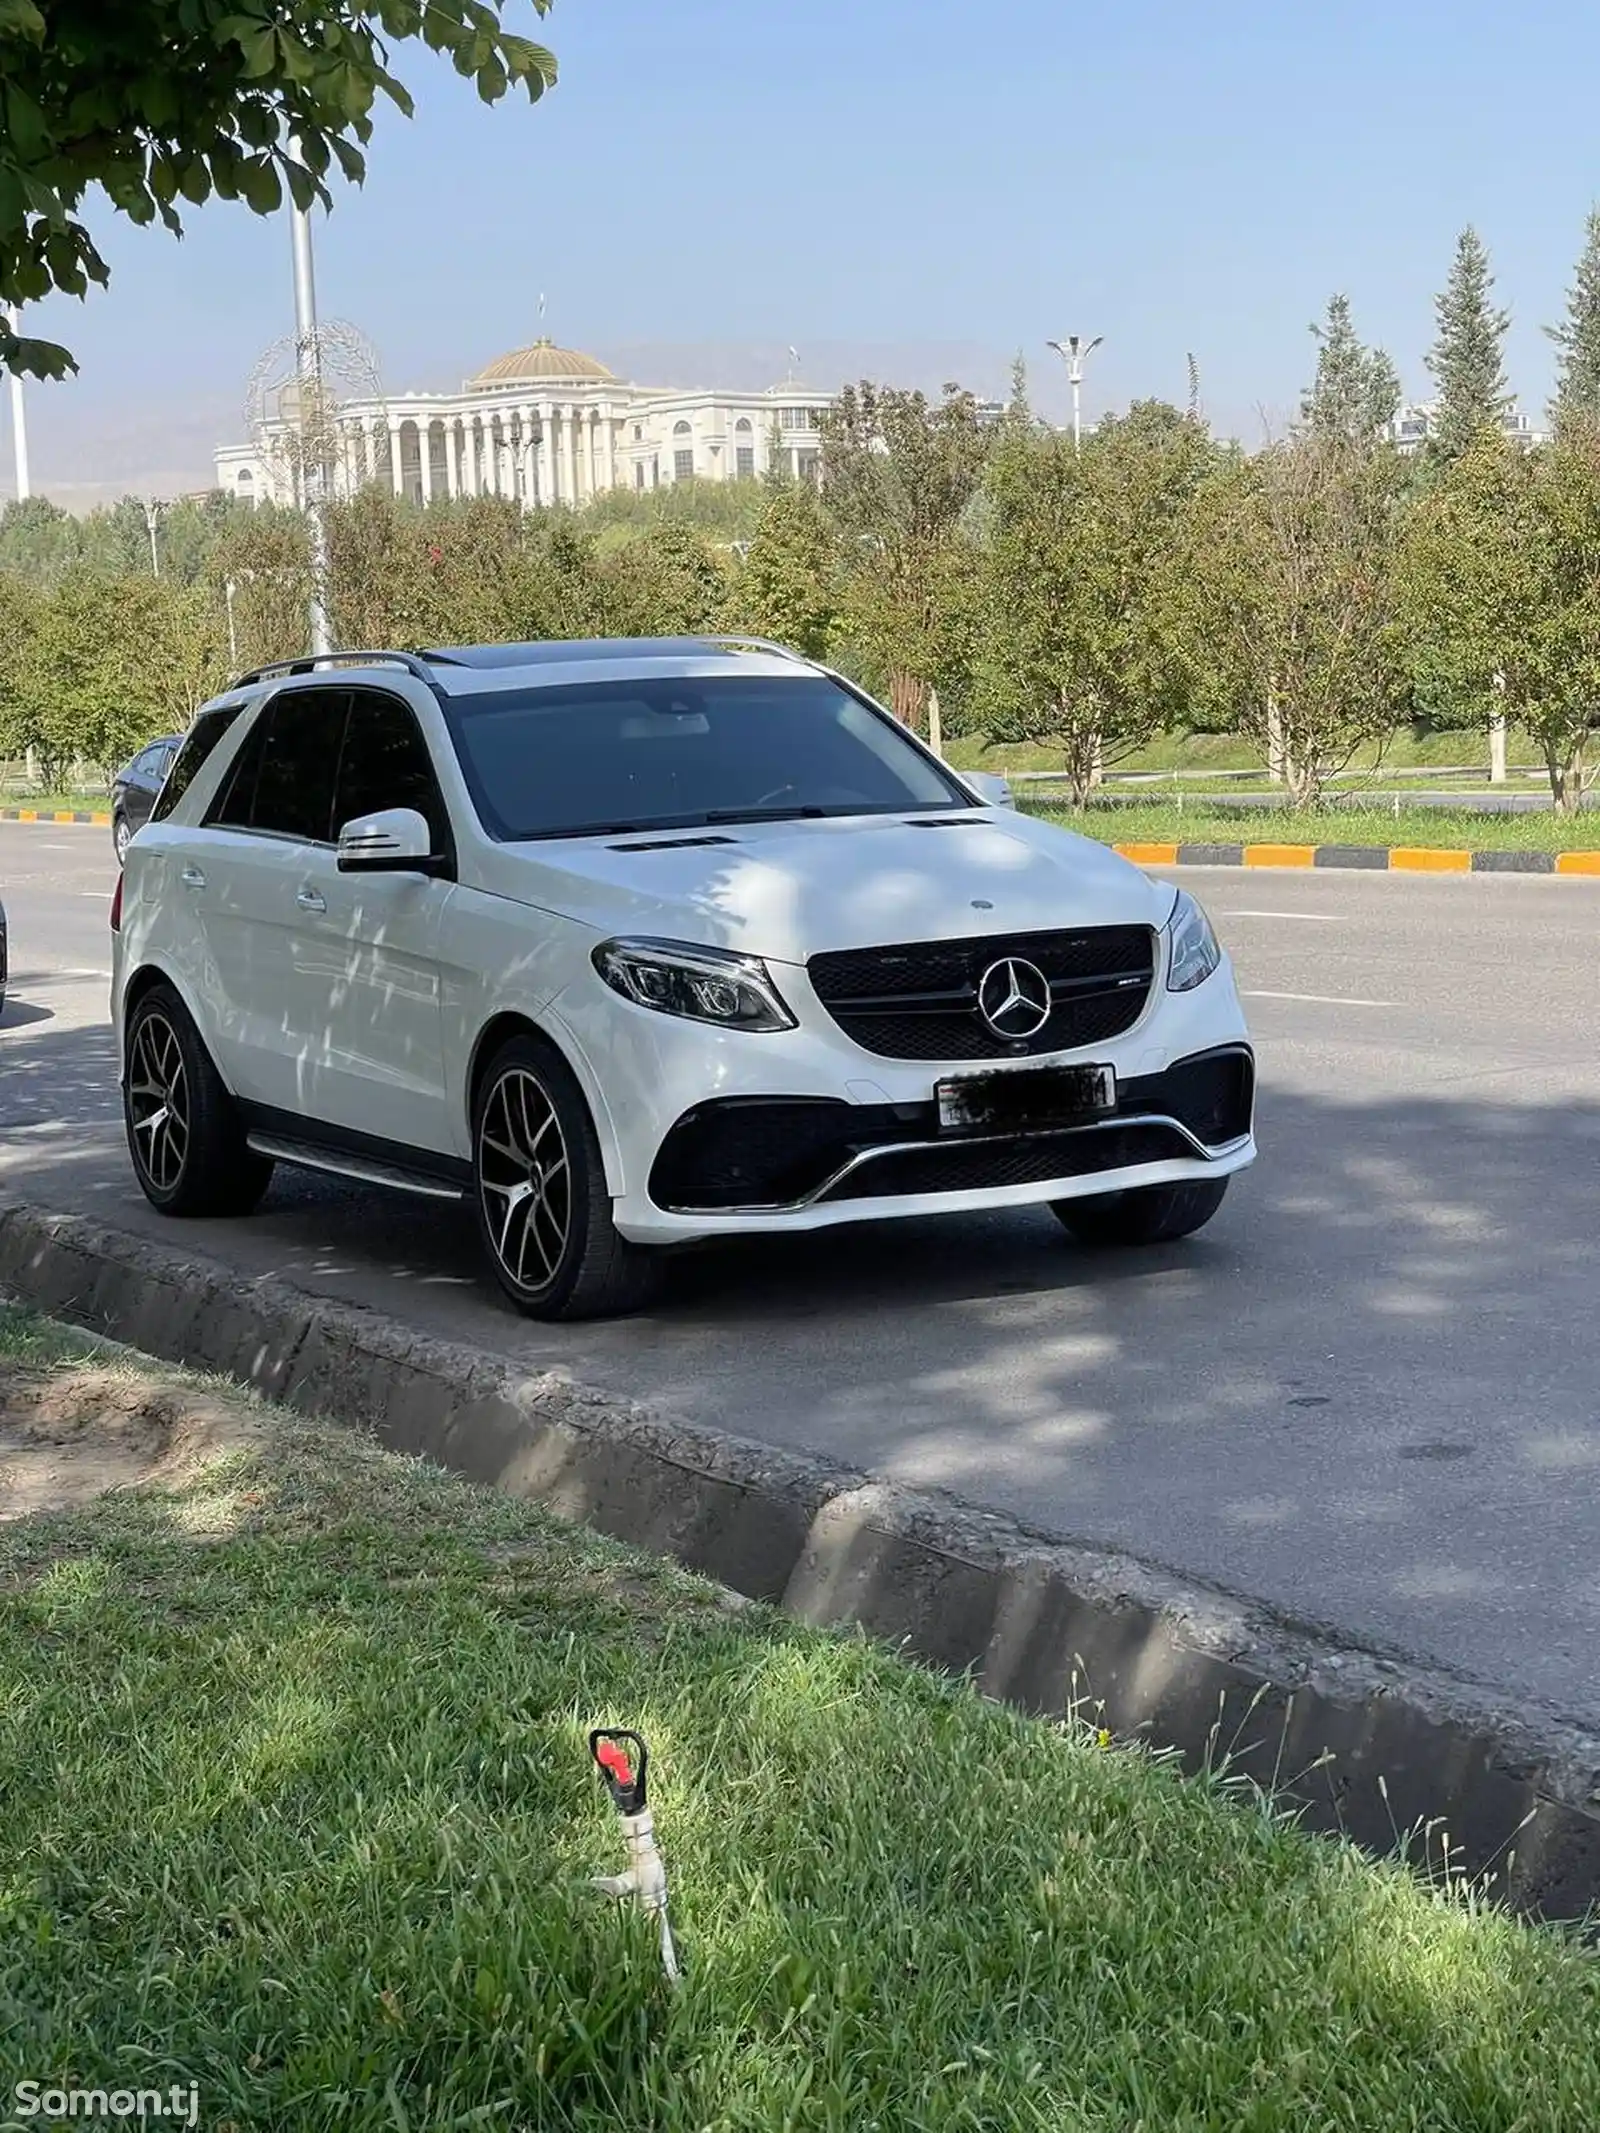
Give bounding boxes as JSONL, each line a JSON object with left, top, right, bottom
{"left": 936, "top": 1062, "right": 1117, "bottom": 1134}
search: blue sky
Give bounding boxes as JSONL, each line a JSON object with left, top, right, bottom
{"left": 11, "top": 0, "right": 1600, "bottom": 494}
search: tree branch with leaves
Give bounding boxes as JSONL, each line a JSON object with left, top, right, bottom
{"left": 0, "top": 0, "right": 557, "bottom": 378}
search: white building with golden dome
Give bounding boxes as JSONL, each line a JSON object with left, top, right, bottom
{"left": 214, "top": 339, "right": 832, "bottom": 508}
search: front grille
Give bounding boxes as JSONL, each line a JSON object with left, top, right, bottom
{"left": 818, "top": 1122, "right": 1195, "bottom": 1202}
{"left": 807, "top": 926, "right": 1156, "bottom": 1061}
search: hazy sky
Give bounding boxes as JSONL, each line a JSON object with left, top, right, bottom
{"left": 8, "top": 0, "right": 1600, "bottom": 499}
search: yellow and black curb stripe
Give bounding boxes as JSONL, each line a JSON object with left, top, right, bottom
{"left": 1112, "top": 840, "right": 1600, "bottom": 877}
{"left": 0, "top": 808, "right": 112, "bottom": 826}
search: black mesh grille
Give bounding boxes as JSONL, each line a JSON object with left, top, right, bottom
{"left": 807, "top": 926, "right": 1156, "bottom": 1061}
{"left": 1122, "top": 1048, "right": 1254, "bottom": 1147}
{"left": 820, "top": 1122, "right": 1194, "bottom": 1202}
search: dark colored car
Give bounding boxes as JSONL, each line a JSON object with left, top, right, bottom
{"left": 111, "top": 735, "right": 181, "bottom": 864}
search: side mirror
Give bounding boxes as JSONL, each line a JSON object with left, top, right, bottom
{"left": 336, "top": 807, "right": 450, "bottom": 878}
{"left": 962, "top": 770, "right": 1016, "bottom": 810}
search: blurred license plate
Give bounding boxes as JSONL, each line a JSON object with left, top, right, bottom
{"left": 936, "top": 1062, "right": 1116, "bottom": 1134}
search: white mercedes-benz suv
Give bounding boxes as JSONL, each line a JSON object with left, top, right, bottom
{"left": 112, "top": 637, "right": 1255, "bottom": 1319}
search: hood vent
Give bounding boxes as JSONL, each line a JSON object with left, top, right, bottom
{"left": 905, "top": 815, "right": 991, "bottom": 828}
{"left": 608, "top": 833, "right": 738, "bottom": 852}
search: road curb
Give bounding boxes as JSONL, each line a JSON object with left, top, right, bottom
{"left": 1109, "top": 840, "right": 1600, "bottom": 874}
{"left": 0, "top": 808, "right": 111, "bottom": 826}
{"left": 3, "top": 1192, "right": 1599, "bottom": 1921}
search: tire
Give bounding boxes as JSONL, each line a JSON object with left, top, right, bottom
{"left": 123, "top": 982, "right": 274, "bottom": 1217}
{"left": 472, "top": 1033, "right": 658, "bottom": 1321}
{"left": 113, "top": 813, "right": 131, "bottom": 865}
{"left": 1052, "top": 1175, "right": 1230, "bottom": 1249}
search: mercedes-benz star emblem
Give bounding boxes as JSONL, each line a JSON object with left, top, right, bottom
{"left": 976, "top": 957, "right": 1052, "bottom": 1039}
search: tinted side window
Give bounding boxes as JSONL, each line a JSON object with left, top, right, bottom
{"left": 210, "top": 688, "right": 347, "bottom": 841}
{"left": 334, "top": 690, "right": 448, "bottom": 851}
{"left": 151, "top": 707, "right": 241, "bottom": 823}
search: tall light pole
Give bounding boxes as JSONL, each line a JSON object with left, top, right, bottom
{"left": 4, "top": 307, "right": 30, "bottom": 501}
{"left": 142, "top": 497, "right": 163, "bottom": 576}
{"left": 1046, "top": 333, "right": 1103, "bottom": 451}
{"left": 288, "top": 146, "right": 333, "bottom": 655}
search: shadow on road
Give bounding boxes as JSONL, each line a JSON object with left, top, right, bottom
{"left": 5, "top": 1003, "right": 1600, "bottom": 1735}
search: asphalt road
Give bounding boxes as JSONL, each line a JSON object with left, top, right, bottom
{"left": 5, "top": 820, "right": 1600, "bottom": 1727}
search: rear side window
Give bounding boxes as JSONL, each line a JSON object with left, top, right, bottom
{"left": 333, "top": 690, "right": 449, "bottom": 851}
{"left": 209, "top": 687, "right": 347, "bottom": 842}
{"left": 150, "top": 707, "right": 241, "bottom": 823}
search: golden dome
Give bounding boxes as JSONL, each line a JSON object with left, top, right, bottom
{"left": 469, "top": 339, "right": 615, "bottom": 388}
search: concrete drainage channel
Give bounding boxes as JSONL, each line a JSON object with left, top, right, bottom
{"left": 3, "top": 1189, "right": 1599, "bottom": 1923}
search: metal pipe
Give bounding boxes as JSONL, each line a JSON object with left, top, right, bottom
{"left": 288, "top": 155, "right": 333, "bottom": 655}
{"left": 5, "top": 308, "right": 30, "bottom": 500}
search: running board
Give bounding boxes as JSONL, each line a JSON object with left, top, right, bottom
{"left": 246, "top": 1132, "right": 467, "bottom": 1202}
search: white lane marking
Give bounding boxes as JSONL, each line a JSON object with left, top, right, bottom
{"left": 1243, "top": 988, "right": 1394, "bottom": 1008}
{"left": 1226, "top": 909, "right": 1347, "bottom": 922}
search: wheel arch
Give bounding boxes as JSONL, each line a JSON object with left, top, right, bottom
{"left": 466, "top": 1008, "right": 627, "bottom": 1196}
{"left": 119, "top": 960, "right": 230, "bottom": 1085}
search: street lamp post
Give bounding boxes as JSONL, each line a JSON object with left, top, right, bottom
{"left": 4, "top": 308, "right": 30, "bottom": 501}
{"left": 288, "top": 146, "right": 333, "bottom": 656}
{"left": 142, "top": 498, "right": 163, "bottom": 576}
{"left": 1046, "top": 333, "right": 1103, "bottom": 451}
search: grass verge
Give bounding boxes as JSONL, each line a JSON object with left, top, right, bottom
{"left": 1036, "top": 802, "right": 1600, "bottom": 852}
{"left": 1, "top": 1307, "right": 1598, "bottom": 2131}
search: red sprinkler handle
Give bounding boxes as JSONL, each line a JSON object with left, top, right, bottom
{"left": 589, "top": 1728, "right": 649, "bottom": 1816}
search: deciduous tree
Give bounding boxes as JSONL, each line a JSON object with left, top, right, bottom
{"left": 1400, "top": 431, "right": 1600, "bottom": 811}
{"left": 977, "top": 402, "right": 1214, "bottom": 804}
{"left": 734, "top": 480, "right": 838, "bottom": 657}
{"left": 821, "top": 382, "right": 990, "bottom": 728}
{"left": 1174, "top": 437, "right": 1409, "bottom": 805}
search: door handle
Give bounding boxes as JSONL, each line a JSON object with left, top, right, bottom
{"left": 180, "top": 864, "right": 206, "bottom": 889}
{"left": 295, "top": 886, "right": 327, "bottom": 914}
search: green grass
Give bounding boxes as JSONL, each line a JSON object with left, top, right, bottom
{"left": 947, "top": 727, "right": 1545, "bottom": 779}
{"left": 0, "top": 789, "right": 109, "bottom": 813}
{"left": 1035, "top": 801, "right": 1600, "bottom": 851}
{"left": 2, "top": 1308, "right": 1599, "bottom": 2131}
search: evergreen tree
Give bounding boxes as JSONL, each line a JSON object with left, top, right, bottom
{"left": 1301, "top": 294, "right": 1401, "bottom": 447}
{"left": 1546, "top": 207, "right": 1600, "bottom": 433}
{"left": 1427, "top": 228, "right": 1511, "bottom": 461}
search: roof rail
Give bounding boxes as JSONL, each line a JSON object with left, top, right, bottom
{"left": 691, "top": 634, "right": 812, "bottom": 662}
{"left": 226, "top": 649, "right": 466, "bottom": 692}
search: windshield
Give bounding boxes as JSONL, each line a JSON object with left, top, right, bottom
{"left": 444, "top": 673, "right": 973, "bottom": 841}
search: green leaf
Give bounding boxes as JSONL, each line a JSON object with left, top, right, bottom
{"left": 0, "top": 0, "right": 46, "bottom": 40}
{"left": 235, "top": 100, "right": 278, "bottom": 149}
{"left": 276, "top": 26, "right": 315, "bottom": 82}
{"left": 240, "top": 156, "right": 282, "bottom": 214}
{"left": 329, "top": 136, "right": 366, "bottom": 184}
{"left": 238, "top": 24, "right": 278, "bottom": 77}
{"left": 3, "top": 83, "right": 50, "bottom": 161}
{"left": 475, "top": 58, "right": 508, "bottom": 103}
{"left": 178, "top": 155, "right": 211, "bottom": 206}
{"left": 283, "top": 158, "right": 319, "bottom": 212}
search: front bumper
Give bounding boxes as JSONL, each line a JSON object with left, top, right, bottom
{"left": 551, "top": 950, "right": 1255, "bottom": 1244}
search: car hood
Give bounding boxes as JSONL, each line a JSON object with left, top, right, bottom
{"left": 480, "top": 810, "right": 1174, "bottom": 961}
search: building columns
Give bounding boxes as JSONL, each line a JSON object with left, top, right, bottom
{"left": 539, "top": 402, "right": 557, "bottom": 504}
{"left": 601, "top": 406, "right": 616, "bottom": 493}
{"left": 565, "top": 405, "right": 580, "bottom": 504}
{"left": 388, "top": 414, "right": 405, "bottom": 498}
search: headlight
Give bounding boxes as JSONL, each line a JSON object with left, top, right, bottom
{"left": 593, "top": 936, "right": 797, "bottom": 1032}
{"left": 1165, "top": 889, "right": 1222, "bottom": 992}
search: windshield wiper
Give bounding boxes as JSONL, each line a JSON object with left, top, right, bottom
{"left": 702, "top": 804, "right": 831, "bottom": 825}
